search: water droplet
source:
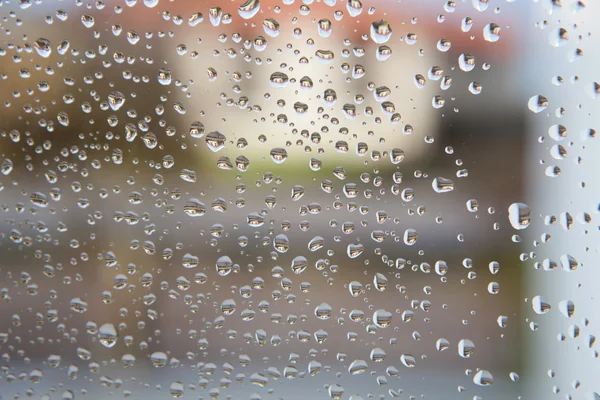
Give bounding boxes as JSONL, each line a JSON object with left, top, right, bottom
{"left": 291, "top": 256, "right": 308, "bottom": 274}
{"left": 403, "top": 229, "right": 418, "bottom": 246}
{"left": 318, "top": 18, "right": 333, "bottom": 37}
{"left": 34, "top": 38, "right": 52, "bottom": 58}
{"left": 188, "top": 12, "right": 204, "bottom": 26}
{"left": 308, "top": 236, "right": 325, "bottom": 251}
{"left": 209, "top": 6, "right": 223, "bottom": 26}
{"left": 269, "top": 72, "right": 289, "bottom": 88}
{"left": 458, "top": 53, "right": 476, "bottom": 72}
{"left": 150, "top": 352, "right": 168, "bottom": 368}
{"left": 206, "top": 131, "right": 226, "bottom": 152}
{"left": 157, "top": 68, "right": 172, "bottom": 85}
{"left": 373, "top": 309, "right": 392, "bottom": 328}
{"left": 373, "top": 273, "right": 388, "bottom": 291}
{"left": 81, "top": 15, "right": 95, "bottom": 28}
{"left": 329, "top": 384, "right": 344, "bottom": 399}
{"left": 98, "top": 323, "right": 118, "bottom": 348}
{"left": 263, "top": 18, "right": 280, "bottom": 37}
{"left": 30, "top": 192, "right": 48, "bottom": 207}
{"left": 270, "top": 148, "right": 288, "bottom": 163}
{"left": 184, "top": 199, "right": 206, "bottom": 217}
{"left": 349, "top": 281, "right": 363, "bottom": 296}
{"left": 370, "top": 20, "right": 392, "bottom": 44}
{"left": 472, "top": 0, "right": 489, "bottom": 12}
{"left": 437, "top": 39, "right": 452, "bottom": 52}
{"left": 473, "top": 370, "right": 494, "bottom": 386}
{"left": 347, "top": 0, "right": 363, "bottom": 17}
{"left": 316, "top": 49, "right": 335, "bottom": 63}
{"left": 488, "top": 282, "right": 500, "bottom": 294}
{"left": 550, "top": 27, "right": 569, "bottom": 47}
{"left": 108, "top": 91, "right": 126, "bottom": 111}
{"left": 458, "top": 339, "right": 475, "bottom": 358}
{"left": 528, "top": 95, "right": 549, "bottom": 113}
{"left": 469, "top": 81, "right": 482, "bottom": 95}
{"left": 291, "top": 185, "right": 305, "bottom": 201}
{"left": 432, "top": 177, "right": 454, "bottom": 193}
{"left": 483, "top": 23, "right": 501, "bottom": 42}
{"left": 1, "top": 159, "right": 14, "bottom": 176}
{"left": 558, "top": 300, "right": 575, "bottom": 318}
{"left": 238, "top": 0, "right": 260, "bottom": 19}
{"left": 207, "top": 67, "right": 218, "bottom": 81}
{"left": 436, "top": 338, "right": 450, "bottom": 351}
{"left": 347, "top": 243, "right": 364, "bottom": 258}
{"left": 462, "top": 16, "right": 473, "bottom": 32}
{"left": 508, "top": 203, "right": 531, "bottom": 230}
{"left": 182, "top": 253, "right": 199, "bottom": 268}
{"left": 400, "top": 354, "right": 416, "bottom": 368}
{"left": 348, "top": 359, "right": 368, "bottom": 375}
{"left": 532, "top": 295, "right": 551, "bottom": 314}
{"left": 273, "top": 234, "right": 289, "bottom": 253}
{"left": 216, "top": 256, "right": 233, "bottom": 276}
{"left": 315, "top": 303, "right": 332, "bottom": 320}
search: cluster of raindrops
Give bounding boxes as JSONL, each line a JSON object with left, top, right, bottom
{"left": 0, "top": 0, "right": 597, "bottom": 399}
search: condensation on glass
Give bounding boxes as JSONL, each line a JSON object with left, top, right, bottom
{"left": 0, "top": 0, "right": 598, "bottom": 399}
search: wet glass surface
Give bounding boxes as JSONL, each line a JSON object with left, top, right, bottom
{"left": 0, "top": 0, "right": 598, "bottom": 399}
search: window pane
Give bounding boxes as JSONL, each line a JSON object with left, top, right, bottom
{"left": 0, "top": 0, "right": 597, "bottom": 399}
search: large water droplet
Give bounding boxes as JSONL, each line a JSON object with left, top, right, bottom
{"left": 216, "top": 256, "right": 233, "bottom": 276}
{"left": 473, "top": 370, "right": 494, "bottom": 386}
{"left": 263, "top": 18, "right": 280, "bottom": 37}
{"left": 508, "top": 202, "right": 531, "bottom": 230}
{"left": 348, "top": 359, "right": 368, "bottom": 375}
{"left": 370, "top": 20, "right": 392, "bottom": 44}
{"left": 458, "top": 53, "right": 476, "bottom": 72}
{"left": 108, "top": 91, "right": 126, "bottom": 111}
{"left": 528, "top": 95, "right": 549, "bottom": 113}
{"left": 347, "top": 0, "right": 363, "bottom": 17}
{"left": 373, "top": 309, "right": 392, "bottom": 328}
{"left": 458, "top": 339, "right": 475, "bottom": 358}
{"left": 432, "top": 177, "right": 454, "bottom": 193}
{"left": 238, "top": 0, "right": 260, "bottom": 19}
{"left": 80, "top": 15, "right": 95, "bottom": 29}
{"left": 291, "top": 256, "right": 308, "bottom": 274}
{"left": 34, "top": 38, "right": 52, "bottom": 58}
{"left": 483, "top": 23, "right": 501, "bottom": 42}
{"left": 532, "top": 295, "right": 551, "bottom": 314}
{"left": 206, "top": 131, "right": 226, "bottom": 152}
{"left": 98, "top": 323, "right": 118, "bottom": 348}
{"left": 157, "top": 68, "right": 172, "bottom": 85}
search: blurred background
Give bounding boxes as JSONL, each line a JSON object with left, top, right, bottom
{"left": 0, "top": 0, "right": 597, "bottom": 399}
